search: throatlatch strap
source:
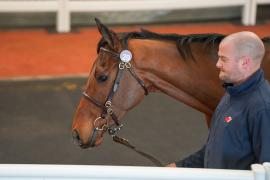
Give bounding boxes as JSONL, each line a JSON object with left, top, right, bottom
{"left": 128, "top": 68, "right": 148, "bottom": 95}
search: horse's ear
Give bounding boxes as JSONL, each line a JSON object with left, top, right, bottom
{"left": 95, "top": 18, "right": 118, "bottom": 49}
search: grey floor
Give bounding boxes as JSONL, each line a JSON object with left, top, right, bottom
{"left": 0, "top": 77, "right": 208, "bottom": 166}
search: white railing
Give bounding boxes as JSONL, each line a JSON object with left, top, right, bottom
{"left": 0, "top": 163, "right": 269, "bottom": 180}
{"left": 249, "top": 0, "right": 270, "bottom": 25}
{"left": 0, "top": 0, "right": 269, "bottom": 32}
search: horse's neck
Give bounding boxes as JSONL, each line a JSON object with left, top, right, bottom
{"left": 130, "top": 39, "right": 224, "bottom": 115}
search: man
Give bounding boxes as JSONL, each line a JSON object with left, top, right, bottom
{"left": 168, "top": 31, "right": 270, "bottom": 169}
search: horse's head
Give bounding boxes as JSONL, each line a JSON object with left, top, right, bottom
{"left": 72, "top": 18, "right": 148, "bottom": 148}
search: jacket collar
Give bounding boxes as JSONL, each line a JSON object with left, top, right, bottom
{"left": 225, "top": 69, "right": 264, "bottom": 96}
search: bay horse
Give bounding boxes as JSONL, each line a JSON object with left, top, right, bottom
{"left": 72, "top": 18, "right": 270, "bottom": 149}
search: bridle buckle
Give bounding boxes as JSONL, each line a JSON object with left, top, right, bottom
{"left": 108, "top": 124, "right": 124, "bottom": 135}
{"left": 105, "top": 101, "right": 112, "bottom": 108}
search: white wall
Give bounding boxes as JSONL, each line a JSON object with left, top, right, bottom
{"left": 0, "top": 0, "right": 264, "bottom": 32}
{"left": 0, "top": 163, "right": 269, "bottom": 180}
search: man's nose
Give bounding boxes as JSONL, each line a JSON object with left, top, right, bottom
{"left": 216, "top": 59, "right": 222, "bottom": 68}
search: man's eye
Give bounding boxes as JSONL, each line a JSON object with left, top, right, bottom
{"left": 97, "top": 75, "right": 108, "bottom": 82}
{"left": 219, "top": 57, "right": 226, "bottom": 62}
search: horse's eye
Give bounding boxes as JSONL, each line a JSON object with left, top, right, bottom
{"left": 97, "top": 75, "right": 108, "bottom": 82}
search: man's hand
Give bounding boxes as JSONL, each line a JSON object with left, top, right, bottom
{"left": 166, "top": 163, "right": 177, "bottom": 167}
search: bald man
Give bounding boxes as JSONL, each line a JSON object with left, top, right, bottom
{"left": 168, "top": 31, "right": 270, "bottom": 169}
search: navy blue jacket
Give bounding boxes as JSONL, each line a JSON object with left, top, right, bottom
{"left": 176, "top": 69, "right": 270, "bottom": 169}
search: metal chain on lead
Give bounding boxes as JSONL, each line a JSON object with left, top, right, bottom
{"left": 108, "top": 124, "right": 124, "bottom": 135}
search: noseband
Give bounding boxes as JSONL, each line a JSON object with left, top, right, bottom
{"left": 82, "top": 46, "right": 148, "bottom": 147}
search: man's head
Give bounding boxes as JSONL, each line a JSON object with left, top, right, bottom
{"left": 216, "top": 31, "right": 265, "bottom": 84}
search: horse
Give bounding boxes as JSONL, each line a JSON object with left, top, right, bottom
{"left": 72, "top": 18, "right": 270, "bottom": 149}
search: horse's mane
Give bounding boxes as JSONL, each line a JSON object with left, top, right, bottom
{"left": 135, "top": 29, "right": 225, "bottom": 60}
{"left": 97, "top": 29, "right": 270, "bottom": 61}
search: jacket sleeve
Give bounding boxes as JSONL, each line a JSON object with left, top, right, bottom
{"left": 249, "top": 108, "right": 270, "bottom": 163}
{"left": 175, "top": 146, "right": 205, "bottom": 168}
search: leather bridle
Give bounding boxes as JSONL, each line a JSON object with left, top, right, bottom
{"left": 82, "top": 46, "right": 148, "bottom": 147}
{"left": 81, "top": 45, "right": 164, "bottom": 167}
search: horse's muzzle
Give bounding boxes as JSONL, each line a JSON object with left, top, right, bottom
{"left": 72, "top": 130, "right": 83, "bottom": 146}
{"left": 72, "top": 129, "right": 101, "bottom": 148}
{"left": 72, "top": 130, "right": 90, "bottom": 148}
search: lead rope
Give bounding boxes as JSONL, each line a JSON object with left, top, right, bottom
{"left": 112, "top": 135, "right": 164, "bottom": 167}
{"left": 108, "top": 125, "right": 164, "bottom": 167}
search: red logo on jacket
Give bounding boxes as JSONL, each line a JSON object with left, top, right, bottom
{"left": 224, "top": 116, "right": 232, "bottom": 123}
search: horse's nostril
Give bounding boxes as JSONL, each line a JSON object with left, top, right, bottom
{"left": 72, "top": 130, "right": 82, "bottom": 145}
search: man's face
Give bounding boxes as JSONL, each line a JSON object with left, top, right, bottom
{"left": 216, "top": 41, "right": 244, "bottom": 84}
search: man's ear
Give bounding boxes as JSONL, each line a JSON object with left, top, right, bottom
{"left": 95, "top": 18, "right": 120, "bottom": 49}
{"left": 240, "top": 56, "right": 251, "bottom": 70}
